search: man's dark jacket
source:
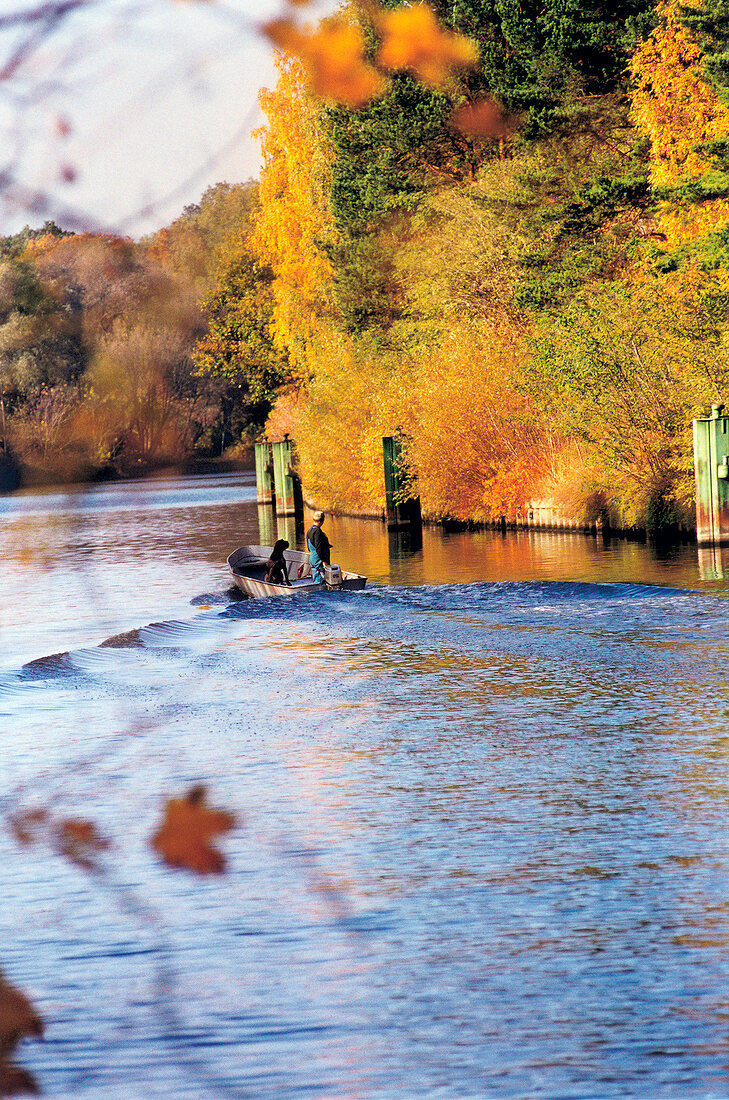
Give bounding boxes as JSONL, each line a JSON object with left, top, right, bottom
{"left": 306, "top": 524, "right": 331, "bottom": 563}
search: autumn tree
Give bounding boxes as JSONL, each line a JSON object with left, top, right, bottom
{"left": 193, "top": 233, "right": 291, "bottom": 434}
{"left": 308, "top": 1, "right": 656, "bottom": 339}
{"left": 85, "top": 319, "right": 199, "bottom": 472}
{"left": 527, "top": 274, "right": 729, "bottom": 525}
{"left": 251, "top": 53, "right": 338, "bottom": 377}
{"left": 0, "top": 249, "right": 85, "bottom": 460}
{"left": 631, "top": 0, "right": 729, "bottom": 251}
{"left": 0, "top": 221, "right": 72, "bottom": 259}
{"left": 11, "top": 228, "right": 222, "bottom": 475}
{"left": 324, "top": 0, "right": 656, "bottom": 233}
{"left": 251, "top": 1, "right": 669, "bottom": 521}
{"left": 142, "top": 180, "right": 260, "bottom": 288}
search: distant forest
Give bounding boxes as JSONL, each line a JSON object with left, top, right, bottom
{"left": 2, "top": 0, "right": 729, "bottom": 530}
{"left": 0, "top": 182, "right": 274, "bottom": 484}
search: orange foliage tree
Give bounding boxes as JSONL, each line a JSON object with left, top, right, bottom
{"left": 291, "top": 316, "right": 551, "bottom": 522}
{"left": 408, "top": 322, "right": 549, "bottom": 522}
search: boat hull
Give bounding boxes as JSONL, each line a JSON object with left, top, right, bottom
{"left": 227, "top": 545, "right": 366, "bottom": 599}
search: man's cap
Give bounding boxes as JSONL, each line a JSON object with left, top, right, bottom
{"left": 313, "top": 510, "right": 325, "bottom": 522}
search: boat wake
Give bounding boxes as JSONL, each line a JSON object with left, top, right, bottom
{"left": 0, "top": 578, "right": 706, "bottom": 693}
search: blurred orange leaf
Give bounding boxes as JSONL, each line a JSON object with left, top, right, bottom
{"left": 0, "top": 968, "right": 43, "bottom": 1098}
{"left": 263, "top": 17, "right": 385, "bottom": 107}
{"left": 9, "top": 809, "right": 47, "bottom": 846}
{"left": 9, "top": 807, "right": 109, "bottom": 871}
{"left": 0, "top": 970, "right": 44, "bottom": 1050}
{"left": 451, "top": 97, "right": 511, "bottom": 139}
{"left": 151, "top": 785, "right": 236, "bottom": 874}
{"left": 0, "top": 1061, "right": 39, "bottom": 1097}
{"left": 377, "top": 3, "right": 478, "bottom": 88}
{"left": 57, "top": 819, "right": 110, "bottom": 869}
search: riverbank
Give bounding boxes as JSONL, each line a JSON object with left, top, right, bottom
{"left": 3, "top": 449, "right": 699, "bottom": 547}
{"left": 302, "top": 496, "right": 698, "bottom": 545}
{"left": 0, "top": 451, "right": 253, "bottom": 494}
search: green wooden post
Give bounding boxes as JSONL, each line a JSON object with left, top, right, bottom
{"left": 272, "top": 438, "right": 297, "bottom": 516}
{"left": 382, "top": 435, "right": 400, "bottom": 521}
{"left": 277, "top": 513, "right": 301, "bottom": 548}
{"left": 693, "top": 403, "right": 729, "bottom": 545}
{"left": 382, "top": 435, "right": 421, "bottom": 529}
{"left": 254, "top": 442, "right": 274, "bottom": 505}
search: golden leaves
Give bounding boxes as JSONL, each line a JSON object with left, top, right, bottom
{"left": 58, "top": 819, "right": 110, "bottom": 870}
{"left": 8, "top": 808, "right": 46, "bottom": 847}
{"left": 377, "top": 3, "right": 478, "bottom": 88}
{"left": 264, "top": 18, "right": 384, "bottom": 108}
{"left": 261, "top": 2, "right": 478, "bottom": 108}
{"left": 630, "top": 0, "right": 729, "bottom": 244}
{"left": 151, "top": 785, "right": 236, "bottom": 874}
{"left": 252, "top": 54, "right": 338, "bottom": 378}
{"left": 631, "top": 0, "right": 729, "bottom": 185}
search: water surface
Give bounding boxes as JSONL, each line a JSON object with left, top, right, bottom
{"left": 1, "top": 472, "right": 727, "bottom": 1099}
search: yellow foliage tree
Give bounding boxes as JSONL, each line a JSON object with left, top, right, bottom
{"left": 251, "top": 54, "right": 338, "bottom": 379}
{"left": 292, "top": 332, "right": 405, "bottom": 512}
{"left": 631, "top": 0, "right": 729, "bottom": 244}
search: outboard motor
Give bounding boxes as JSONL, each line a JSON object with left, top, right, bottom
{"left": 324, "top": 564, "right": 343, "bottom": 590}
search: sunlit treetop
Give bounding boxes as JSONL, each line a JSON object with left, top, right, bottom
{"left": 632, "top": 0, "right": 729, "bottom": 187}
{"left": 252, "top": 55, "right": 338, "bottom": 375}
{"left": 678, "top": 0, "right": 729, "bottom": 108}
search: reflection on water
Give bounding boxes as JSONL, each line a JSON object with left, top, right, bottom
{"left": 698, "top": 543, "right": 729, "bottom": 581}
{"left": 257, "top": 503, "right": 276, "bottom": 548}
{"left": 276, "top": 512, "right": 305, "bottom": 550}
{"left": 387, "top": 525, "right": 422, "bottom": 557}
{"left": 0, "top": 472, "right": 728, "bottom": 1099}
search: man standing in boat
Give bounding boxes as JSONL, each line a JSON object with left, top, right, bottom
{"left": 306, "top": 511, "right": 331, "bottom": 584}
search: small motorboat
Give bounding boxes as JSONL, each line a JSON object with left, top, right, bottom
{"left": 227, "top": 545, "right": 367, "bottom": 599}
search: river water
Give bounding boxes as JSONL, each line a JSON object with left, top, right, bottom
{"left": 1, "top": 470, "right": 727, "bottom": 1099}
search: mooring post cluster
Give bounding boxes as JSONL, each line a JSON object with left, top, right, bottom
{"left": 254, "top": 434, "right": 423, "bottom": 538}
{"left": 254, "top": 437, "right": 304, "bottom": 545}
{"left": 254, "top": 437, "right": 301, "bottom": 517}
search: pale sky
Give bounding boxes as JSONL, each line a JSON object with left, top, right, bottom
{"left": 0, "top": 0, "right": 328, "bottom": 239}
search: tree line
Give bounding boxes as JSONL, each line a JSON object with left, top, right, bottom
{"left": 247, "top": 0, "right": 729, "bottom": 531}
{"left": 3, "top": 0, "right": 729, "bottom": 533}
